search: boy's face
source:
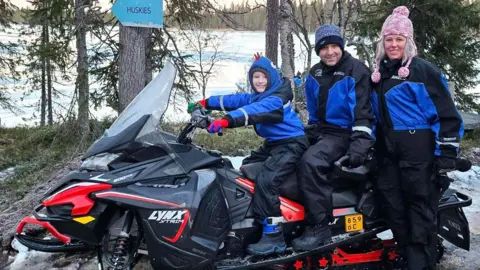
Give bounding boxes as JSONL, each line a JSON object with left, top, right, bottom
{"left": 252, "top": 71, "right": 268, "bottom": 93}
{"left": 319, "top": 44, "right": 343, "bottom": 66}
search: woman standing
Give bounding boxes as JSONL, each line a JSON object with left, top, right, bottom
{"left": 370, "top": 6, "right": 464, "bottom": 270}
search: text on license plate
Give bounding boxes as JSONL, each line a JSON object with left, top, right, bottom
{"left": 345, "top": 214, "right": 363, "bottom": 232}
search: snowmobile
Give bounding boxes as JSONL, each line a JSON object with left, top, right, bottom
{"left": 15, "top": 60, "right": 473, "bottom": 270}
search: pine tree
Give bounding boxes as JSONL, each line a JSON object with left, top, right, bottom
{"left": 354, "top": 0, "right": 480, "bottom": 112}
{"left": 0, "top": 0, "right": 20, "bottom": 112}
{"left": 21, "top": 0, "right": 75, "bottom": 125}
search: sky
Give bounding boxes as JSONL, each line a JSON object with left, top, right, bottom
{"left": 11, "top": 0, "right": 255, "bottom": 9}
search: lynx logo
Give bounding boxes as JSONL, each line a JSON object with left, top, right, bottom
{"left": 328, "top": 218, "right": 339, "bottom": 225}
{"left": 148, "top": 210, "right": 187, "bottom": 224}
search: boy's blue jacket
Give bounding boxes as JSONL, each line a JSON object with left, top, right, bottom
{"left": 205, "top": 56, "right": 305, "bottom": 142}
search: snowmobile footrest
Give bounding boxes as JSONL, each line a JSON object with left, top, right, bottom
{"left": 15, "top": 233, "right": 90, "bottom": 253}
{"left": 215, "top": 226, "right": 388, "bottom": 270}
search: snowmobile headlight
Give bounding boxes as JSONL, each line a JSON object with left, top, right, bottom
{"left": 81, "top": 153, "right": 120, "bottom": 172}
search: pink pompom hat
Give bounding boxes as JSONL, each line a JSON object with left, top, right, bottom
{"left": 371, "top": 6, "right": 418, "bottom": 83}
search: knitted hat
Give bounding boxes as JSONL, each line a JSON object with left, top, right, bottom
{"left": 371, "top": 6, "right": 418, "bottom": 83}
{"left": 314, "top": 24, "right": 344, "bottom": 55}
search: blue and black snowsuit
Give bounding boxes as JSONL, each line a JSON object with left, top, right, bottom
{"left": 372, "top": 57, "right": 464, "bottom": 269}
{"left": 205, "top": 57, "right": 309, "bottom": 224}
{"left": 298, "top": 51, "right": 375, "bottom": 226}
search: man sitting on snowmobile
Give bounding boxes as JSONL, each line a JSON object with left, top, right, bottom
{"left": 370, "top": 6, "right": 464, "bottom": 269}
{"left": 188, "top": 54, "right": 309, "bottom": 256}
{"left": 291, "top": 24, "right": 375, "bottom": 251}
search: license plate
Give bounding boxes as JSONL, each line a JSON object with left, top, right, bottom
{"left": 345, "top": 214, "right": 363, "bottom": 232}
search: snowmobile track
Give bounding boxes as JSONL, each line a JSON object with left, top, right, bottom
{"left": 215, "top": 226, "right": 388, "bottom": 270}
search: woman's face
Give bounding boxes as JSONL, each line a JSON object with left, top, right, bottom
{"left": 384, "top": 35, "right": 407, "bottom": 60}
{"left": 252, "top": 71, "right": 268, "bottom": 93}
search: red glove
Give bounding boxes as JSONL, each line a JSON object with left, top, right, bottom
{"left": 197, "top": 99, "right": 206, "bottom": 108}
{"left": 208, "top": 118, "right": 229, "bottom": 134}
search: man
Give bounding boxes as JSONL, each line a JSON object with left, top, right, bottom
{"left": 292, "top": 24, "right": 375, "bottom": 251}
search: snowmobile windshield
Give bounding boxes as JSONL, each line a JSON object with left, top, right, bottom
{"left": 82, "top": 60, "right": 187, "bottom": 176}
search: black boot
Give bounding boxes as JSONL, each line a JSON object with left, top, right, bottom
{"left": 247, "top": 217, "right": 287, "bottom": 255}
{"left": 292, "top": 224, "right": 332, "bottom": 251}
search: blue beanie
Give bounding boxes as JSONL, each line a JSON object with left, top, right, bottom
{"left": 314, "top": 24, "right": 344, "bottom": 55}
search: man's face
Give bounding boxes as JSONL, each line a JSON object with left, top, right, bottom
{"left": 319, "top": 44, "right": 343, "bottom": 66}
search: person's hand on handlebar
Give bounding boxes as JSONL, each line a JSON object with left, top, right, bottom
{"left": 208, "top": 118, "right": 229, "bottom": 134}
{"left": 187, "top": 100, "right": 207, "bottom": 113}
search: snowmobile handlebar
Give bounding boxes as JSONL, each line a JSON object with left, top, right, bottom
{"left": 438, "top": 158, "right": 472, "bottom": 174}
{"left": 333, "top": 154, "right": 472, "bottom": 182}
{"left": 453, "top": 158, "right": 471, "bottom": 172}
{"left": 176, "top": 106, "right": 223, "bottom": 144}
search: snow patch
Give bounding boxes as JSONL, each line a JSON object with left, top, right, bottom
{"left": 7, "top": 238, "right": 54, "bottom": 270}
{"left": 225, "top": 156, "right": 245, "bottom": 171}
{"left": 0, "top": 167, "right": 15, "bottom": 182}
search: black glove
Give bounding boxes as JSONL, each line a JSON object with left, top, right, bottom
{"left": 435, "top": 156, "right": 456, "bottom": 172}
{"left": 347, "top": 152, "right": 365, "bottom": 168}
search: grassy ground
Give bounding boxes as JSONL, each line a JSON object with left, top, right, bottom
{"left": 0, "top": 119, "right": 111, "bottom": 204}
{"left": 160, "top": 120, "right": 263, "bottom": 155}
{"left": 460, "top": 129, "right": 480, "bottom": 154}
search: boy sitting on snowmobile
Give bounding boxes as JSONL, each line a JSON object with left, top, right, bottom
{"left": 188, "top": 54, "right": 309, "bottom": 256}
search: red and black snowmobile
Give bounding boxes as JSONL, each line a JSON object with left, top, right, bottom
{"left": 15, "top": 61, "right": 472, "bottom": 270}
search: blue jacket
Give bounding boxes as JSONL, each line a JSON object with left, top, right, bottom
{"left": 305, "top": 51, "right": 375, "bottom": 156}
{"left": 294, "top": 76, "right": 302, "bottom": 87}
{"left": 205, "top": 57, "right": 305, "bottom": 142}
{"left": 371, "top": 57, "right": 464, "bottom": 158}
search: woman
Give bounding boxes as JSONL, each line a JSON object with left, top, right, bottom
{"left": 370, "top": 6, "right": 464, "bottom": 270}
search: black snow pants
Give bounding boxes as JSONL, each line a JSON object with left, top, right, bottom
{"left": 376, "top": 128, "right": 440, "bottom": 270}
{"left": 297, "top": 129, "right": 351, "bottom": 225}
{"left": 242, "top": 136, "right": 309, "bottom": 224}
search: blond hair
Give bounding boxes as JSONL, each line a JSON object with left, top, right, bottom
{"left": 375, "top": 37, "right": 418, "bottom": 65}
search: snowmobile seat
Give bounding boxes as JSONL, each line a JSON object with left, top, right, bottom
{"left": 240, "top": 162, "right": 359, "bottom": 207}
{"left": 240, "top": 162, "right": 301, "bottom": 201}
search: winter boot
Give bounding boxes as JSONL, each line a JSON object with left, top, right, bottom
{"left": 291, "top": 224, "right": 332, "bottom": 251}
{"left": 247, "top": 217, "right": 287, "bottom": 255}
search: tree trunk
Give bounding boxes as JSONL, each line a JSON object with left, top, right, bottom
{"left": 266, "top": 0, "right": 279, "bottom": 65}
{"left": 279, "top": 0, "right": 295, "bottom": 107}
{"left": 338, "top": 0, "right": 344, "bottom": 34}
{"left": 46, "top": 23, "right": 53, "bottom": 125}
{"left": 118, "top": 25, "right": 148, "bottom": 112}
{"left": 40, "top": 23, "right": 47, "bottom": 126}
{"left": 75, "top": 0, "right": 89, "bottom": 134}
{"left": 326, "top": 0, "right": 335, "bottom": 24}
{"left": 144, "top": 29, "right": 153, "bottom": 85}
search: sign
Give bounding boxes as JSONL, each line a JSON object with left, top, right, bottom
{"left": 112, "top": 0, "right": 163, "bottom": 28}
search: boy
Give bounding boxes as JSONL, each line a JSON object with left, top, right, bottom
{"left": 189, "top": 55, "right": 308, "bottom": 255}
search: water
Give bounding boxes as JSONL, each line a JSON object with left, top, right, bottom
{"left": 0, "top": 28, "right": 478, "bottom": 127}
